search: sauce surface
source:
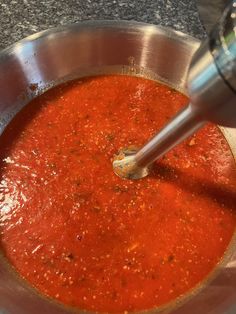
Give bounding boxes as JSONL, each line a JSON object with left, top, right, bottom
{"left": 0, "top": 75, "right": 236, "bottom": 313}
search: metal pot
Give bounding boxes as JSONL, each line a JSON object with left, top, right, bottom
{"left": 0, "top": 20, "right": 235, "bottom": 314}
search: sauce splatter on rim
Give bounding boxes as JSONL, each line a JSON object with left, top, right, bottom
{"left": 0, "top": 75, "right": 236, "bottom": 313}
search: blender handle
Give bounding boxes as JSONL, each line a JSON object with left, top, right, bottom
{"left": 188, "top": 0, "right": 236, "bottom": 128}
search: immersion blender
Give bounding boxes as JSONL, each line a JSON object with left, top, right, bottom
{"left": 113, "top": 0, "right": 236, "bottom": 179}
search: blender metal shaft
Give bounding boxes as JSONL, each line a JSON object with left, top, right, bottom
{"left": 135, "top": 106, "right": 204, "bottom": 168}
{"left": 113, "top": 106, "right": 205, "bottom": 179}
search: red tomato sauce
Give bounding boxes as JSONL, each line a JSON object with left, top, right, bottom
{"left": 0, "top": 75, "right": 236, "bottom": 313}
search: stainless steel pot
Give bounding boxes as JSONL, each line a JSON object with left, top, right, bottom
{"left": 0, "top": 20, "right": 235, "bottom": 314}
